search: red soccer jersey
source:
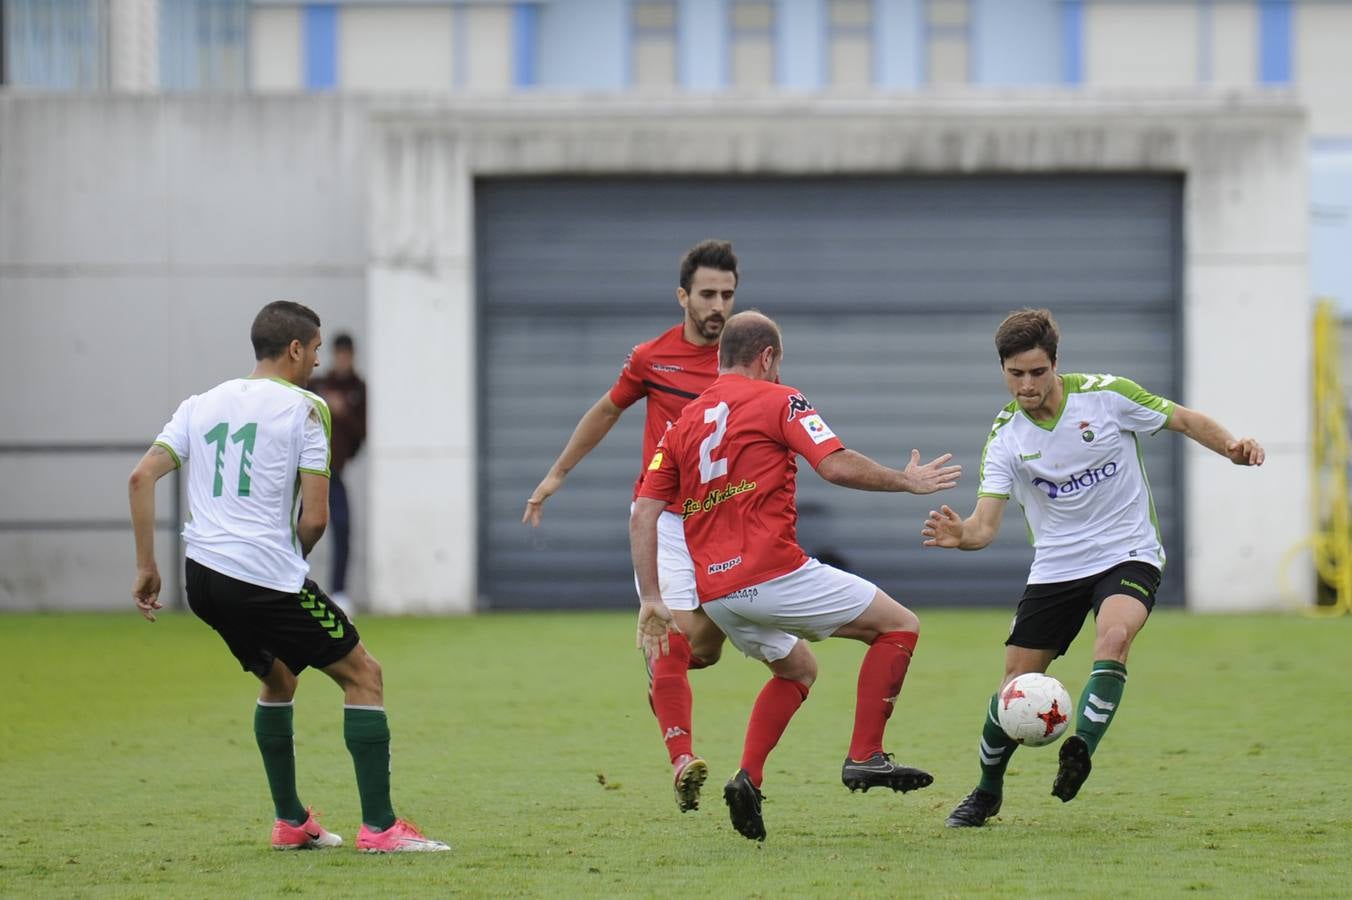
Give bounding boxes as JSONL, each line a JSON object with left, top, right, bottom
{"left": 609, "top": 324, "right": 720, "bottom": 499}
{"left": 638, "top": 374, "right": 846, "bottom": 602}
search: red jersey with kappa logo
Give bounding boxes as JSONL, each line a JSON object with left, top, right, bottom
{"left": 638, "top": 374, "right": 846, "bottom": 602}
{"left": 609, "top": 324, "right": 720, "bottom": 501}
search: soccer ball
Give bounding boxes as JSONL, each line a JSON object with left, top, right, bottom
{"left": 996, "top": 673, "right": 1073, "bottom": 746}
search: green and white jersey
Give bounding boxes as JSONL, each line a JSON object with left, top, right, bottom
{"left": 154, "top": 377, "right": 332, "bottom": 593}
{"left": 977, "top": 373, "right": 1174, "bottom": 584}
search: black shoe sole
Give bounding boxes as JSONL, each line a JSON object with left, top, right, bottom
{"left": 843, "top": 768, "right": 934, "bottom": 794}
{"left": 723, "top": 778, "right": 766, "bottom": 842}
{"left": 1051, "top": 735, "right": 1092, "bottom": 802}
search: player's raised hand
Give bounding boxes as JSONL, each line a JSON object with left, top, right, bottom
{"left": 637, "top": 598, "right": 680, "bottom": 659}
{"left": 902, "top": 449, "right": 962, "bottom": 495}
{"left": 1225, "top": 437, "right": 1265, "bottom": 466}
{"left": 133, "top": 566, "right": 163, "bottom": 622}
{"left": 522, "top": 471, "right": 565, "bottom": 527}
{"left": 922, "top": 504, "right": 965, "bottom": 549}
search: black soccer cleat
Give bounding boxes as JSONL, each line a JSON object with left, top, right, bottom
{"left": 945, "top": 788, "right": 1002, "bottom": 828}
{"left": 723, "top": 769, "right": 766, "bottom": 842}
{"left": 1051, "top": 734, "right": 1092, "bottom": 802}
{"left": 841, "top": 752, "right": 934, "bottom": 794}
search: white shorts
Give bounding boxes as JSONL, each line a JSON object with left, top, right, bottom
{"left": 702, "top": 558, "right": 878, "bottom": 663}
{"left": 631, "top": 506, "right": 698, "bottom": 612}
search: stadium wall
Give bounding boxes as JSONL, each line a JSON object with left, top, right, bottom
{"left": 0, "top": 92, "right": 1309, "bottom": 614}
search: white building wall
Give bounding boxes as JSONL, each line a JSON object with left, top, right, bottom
{"left": 1295, "top": 2, "right": 1352, "bottom": 136}
{"left": 109, "top": 0, "right": 159, "bottom": 91}
{"left": 464, "top": 5, "right": 514, "bottom": 90}
{"left": 251, "top": 5, "right": 303, "bottom": 91}
{"left": 341, "top": 6, "right": 455, "bottom": 91}
{"left": 1209, "top": 1, "right": 1256, "bottom": 88}
{"left": 1086, "top": 3, "right": 1198, "bottom": 87}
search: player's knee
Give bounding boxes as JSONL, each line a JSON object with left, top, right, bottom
{"left": 895, "top": 605, "right": 920, "bottom": 636}
{"left": 1097, "top": 623, "right": 1131, "bottom": 658}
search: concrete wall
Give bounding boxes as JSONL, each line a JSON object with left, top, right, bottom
{"left": 0, "top": 96, "right": 371, "bottom": 610}
{"left": 0, "top": 92, "right": 1313, "bottom": 614}
{"left": 367, "top": 93, "right": 1310, "bottom": 614}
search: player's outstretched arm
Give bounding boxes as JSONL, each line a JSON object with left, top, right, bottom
{"left": 523, "top": 392, "right": 625, "bottom": 526}
{"left": 128, "top": 445, "right": 178, "bottom": 622}
{"left": 1165, "top": 405, "right": 1265, "bottom": 466}
{"left": 922, "top": 496, "right": 1006, "bottom": 551}
{"left": 629, "top": 497, "right": 679, "bottom": 658}
{"left": 815, "top": 448, "right": 962, "bottom": 495}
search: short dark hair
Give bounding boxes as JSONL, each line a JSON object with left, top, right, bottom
{"left": 995, "top": 308, "right": 1060, "bottom": 365}
{"left": 251, "top": 301, "right": 321, "bottom": 361}
{"left": 333, "top": 333, "right": 355, "bottom": 352}
{"left": 679, "top": 239, "right": 739, "bottom": 293}
{"left": 718, "top": 310, "right": 781, "bottom": 368}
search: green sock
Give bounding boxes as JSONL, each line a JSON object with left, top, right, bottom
{"left": 1075, "top": 659, "right": 1128, "bottom": 756}
{"left": 976, "top": 692, "right": 1018, "bottom": 796}
{"left": 254, "top": 702, "right": 307, "bottom": 824}
{"left": 344, "top": 706, "right": 396, "bottom": 831}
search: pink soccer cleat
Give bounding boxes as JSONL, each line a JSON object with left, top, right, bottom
{"left": 271, "top": 809, "right": 343, "bottom": 850}
{"left": 356, "top": 819, "right": 451, "bottom": 853}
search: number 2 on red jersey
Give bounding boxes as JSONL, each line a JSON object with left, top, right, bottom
{"left": 698, "top": 402, "right": 729, "bottom": 484}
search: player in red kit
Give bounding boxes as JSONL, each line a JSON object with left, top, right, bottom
{"left": 632, "top": 311, "right": 963, "bottom": 842}
{"left": 524, "top": 240, "right": 737, "bottom": 813}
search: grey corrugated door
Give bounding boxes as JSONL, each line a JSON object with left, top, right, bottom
{"left": 476, "top": 176, "right": 1183, "bottom": 609}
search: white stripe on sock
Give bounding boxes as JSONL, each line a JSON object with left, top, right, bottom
{"left": 1087, "top": 692, "right": 1116, "bottom": 712}
{"left": 344, "top": 704, "right": 386, "bottom": 712}
{"left": 1082, "top": 707, "right": 1110, "bottom": 724}
{"left": 257, "top": 700, "right": 294, "bottom": 707}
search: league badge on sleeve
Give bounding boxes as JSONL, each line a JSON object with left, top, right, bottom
{"left": 800, "top": 414, "right": 836, "bottom": 444}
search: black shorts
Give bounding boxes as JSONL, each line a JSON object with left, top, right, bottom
{"left": 1006, "top": 561, "right": 1161, "bottom": 658}
{"left": 185, "top": 558, "right": 360, "bottom": 678}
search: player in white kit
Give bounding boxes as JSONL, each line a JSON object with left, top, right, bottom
{"left": 923, "top": 308, "right": 1264, "bottom": 827}
{"left": 128, "top": 301, "right": 448, "bottom": 853}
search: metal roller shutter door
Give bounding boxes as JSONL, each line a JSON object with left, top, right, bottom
{"left": 476, "top": 176, "right": 1183, "bottom": 609}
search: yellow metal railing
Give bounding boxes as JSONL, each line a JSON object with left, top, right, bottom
{"left": 1305, "top": 298, "right": 1352, "bottom": 615}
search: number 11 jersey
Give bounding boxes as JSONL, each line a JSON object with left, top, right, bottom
{"left": 154, "top": 377, "right": 332, "bottom": 592}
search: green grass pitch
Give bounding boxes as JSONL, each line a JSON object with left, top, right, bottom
{"left": 2, "top": 609, "right": 1349, "bottom": 897}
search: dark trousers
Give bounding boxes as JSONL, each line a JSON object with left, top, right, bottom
{"left": 329, "top": 473, "right": 351, "bottom": 592}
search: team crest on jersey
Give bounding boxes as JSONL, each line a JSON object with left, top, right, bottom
{"left": 785, "top": 393, "right": 814, "bottom": 421}
{"left": 800, "top": 414, "right": 836, "bottom": 444}
{"left": 1078, "top": 420, "right": 1095, "bottom": 443}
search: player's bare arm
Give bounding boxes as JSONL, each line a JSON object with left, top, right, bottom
{"left": 922, "top": 495, "right": 1007, "bottom": 551}
{"left": 629, "top": 496, "right": 679, "bottom": 658}
{"left": 297, "top": 472, "right": 330, "bottom": 557}
{"left": 128, "top": 445, "right": 179, "bottom": 621}
{"left": 1165, "top": 405, "right": 1265, "bottom": 466}
{"left": 523, "top": 392, "right": 626, "bottom": 526}
{"left": 815, "top": 448, "right": 962, "bottom": 495}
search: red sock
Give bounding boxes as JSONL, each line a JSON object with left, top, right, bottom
{"left": 848, "top": 630, "right": 918, "bottom": 762}
{"left": 740, "top": 677, "right": 810, "bottom": 787}
{"left": 651, "top": 632, "right": 694, "bottom": 763}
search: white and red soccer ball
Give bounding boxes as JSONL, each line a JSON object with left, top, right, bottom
{"left": 997, "top": 673, "right": 1073, "bottom": 747}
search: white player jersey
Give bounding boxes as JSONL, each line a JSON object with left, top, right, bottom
{"left": 977, "top": 373, "right": 1174, "bottom": 584}
{"left": 154, "top": 377, "right": 331, "bottom": 592}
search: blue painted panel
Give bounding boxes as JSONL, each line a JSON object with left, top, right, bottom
{"left": 680, "top": 0, "right": 726, "bottom": 89}
{"left": 1258, "top": 0, "right": 1291, "bottom": 85}
{"left": 1060, "top": 0, "right": 1082, "bottom": 85}
{"left": 535, "top": 0, "right": 627, "bottom": 88}
{"left": 1311, "top": 142, "right": 1352, "bottom": 313}
{"left": 514, "top": 3, "right": 538, "bottom": 87}
{"left": 778, "top": 0, "right": 822, "bottom": 89}
{"left": 304, "top": 4, "right": 337, "bottom": 91}
{"left": 876, "top": 0, "right": 919, "bottom": 88}
{"left": 973, "top": 0, "right": 1060, "bottom": 86}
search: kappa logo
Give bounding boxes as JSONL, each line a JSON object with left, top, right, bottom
{"left": 785, "top": 393, "right": 814, "bottom": 422}
{"left": 708, "top": 556, "right": 743, "bottom": 575}
{"left": 664, "top": 726, "right": 688, "bottom": 741}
